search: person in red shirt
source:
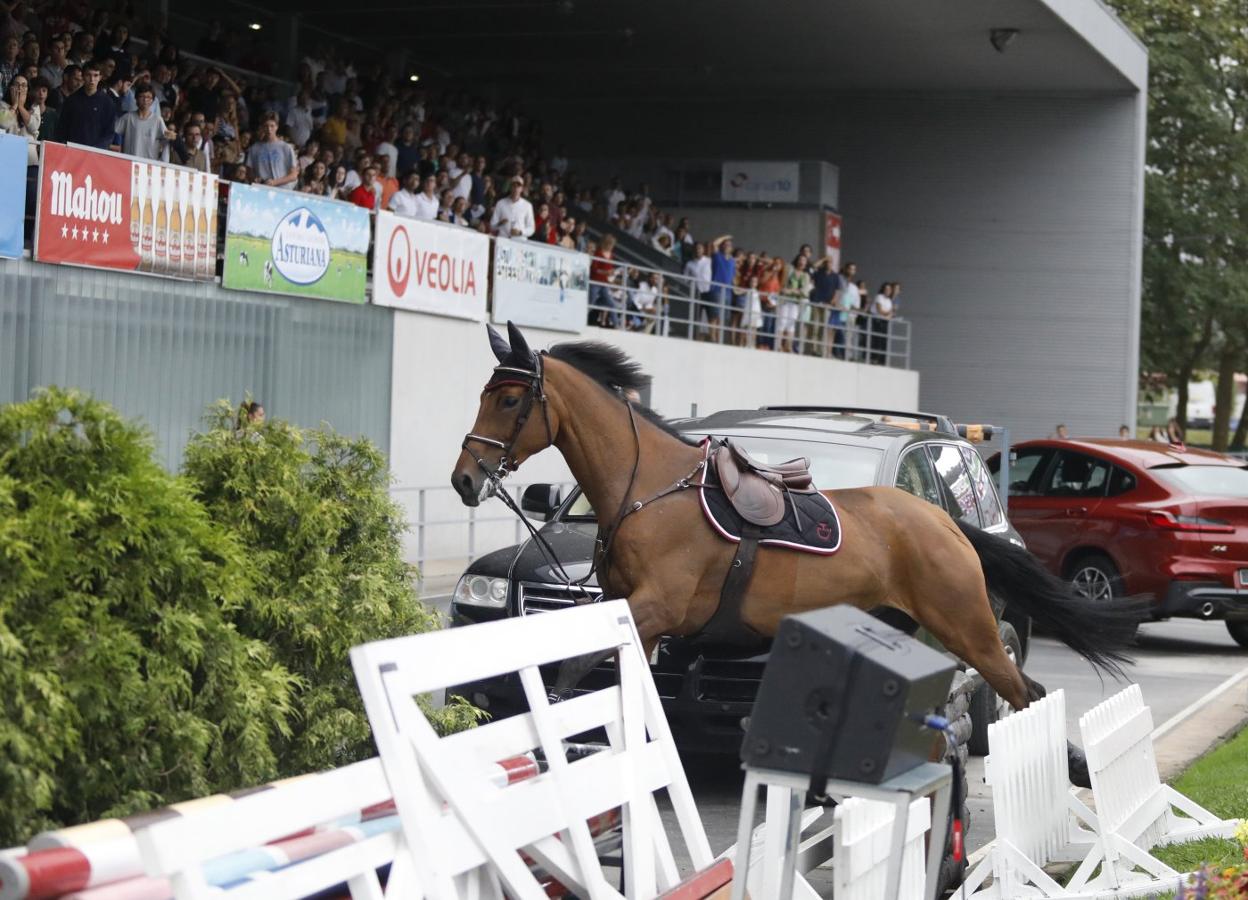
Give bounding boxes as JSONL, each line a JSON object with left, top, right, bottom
{"left": 589, "top": 234, "right": 618, "bottom": 327}
{"left": 348, "top": 165, "right": 379, "bottom": 210}
{"left": 533, "top": 201, "right": 557, "bottom": 244}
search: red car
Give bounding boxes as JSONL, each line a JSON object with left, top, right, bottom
{"left": 989, "top": 439, "right": 1248, "bottom": 646}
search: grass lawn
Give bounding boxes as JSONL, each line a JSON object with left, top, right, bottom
{"left": 1151, "top": 725, "right": 1248, "bottom": 872}
{"left": 221, "top": 234, "right": 368, "bottom": 303}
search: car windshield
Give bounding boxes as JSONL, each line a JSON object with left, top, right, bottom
{"left": 1153, "top": 465, "right": 1248, "bottom": 498}
{"left": 564, "top": 436, "right": 883, "bottom": 517}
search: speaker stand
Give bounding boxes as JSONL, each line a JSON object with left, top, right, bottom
{"left": 729, "top": 761, "right": 953, "bottom": 900}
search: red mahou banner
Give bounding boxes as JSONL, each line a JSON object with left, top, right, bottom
{"left": 36, "top": 142, "right": 219, "bottom": 280}
{"left": 37, "top": 142, "right": 137, "bottom": 271}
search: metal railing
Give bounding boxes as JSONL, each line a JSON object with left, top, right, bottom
{"left": 584, "top": 256, "right": 911, "bottom": 369}
{"left": 393, "top": 481, "right": 576, "bottom": 579}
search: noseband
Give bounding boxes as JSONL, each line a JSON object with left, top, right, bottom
{"left": 462, "top": 353, "right": 554, "bottom": 480}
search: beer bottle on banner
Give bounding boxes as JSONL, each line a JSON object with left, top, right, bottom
{"left": 182, "top": 171, "right": 198, "bottom": 277}
{"left": 142, "top": 166, "right": 160, "bottom": 272}
{"left": 200, "top": 176, "right": 215, "bottom": 280}
{"left": 167, "top": 169, "right": 183, "bottom": 277}
{"left": 130, "top": 162, "right": 144, "bottom": 257}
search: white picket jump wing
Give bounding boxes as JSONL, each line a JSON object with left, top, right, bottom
{"left": 833, "top": 797, "right": 929, "bottom": 900}
{"left": 352, "top": 600, "right": 714, "bottom": 900}
{"left": 960, "top": 690, "right": 1100, "bottom": 900}
{"left": 1079, "top": 684, "right": 1240, "bottom": 862}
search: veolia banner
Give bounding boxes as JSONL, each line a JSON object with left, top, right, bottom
{"left": 372, "top": 211, "right": 489, "bottom": 319}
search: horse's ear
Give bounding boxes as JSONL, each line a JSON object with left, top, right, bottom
{"left": 506, "top": 320, "right": 534, "bottom": 363}
{"left": 486, "top": 323, "right": 510, "bottom": 363}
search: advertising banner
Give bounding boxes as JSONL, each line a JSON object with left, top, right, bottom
{"left": 373, "top": 212, "right": 489, "bottom": 320}
{"left": 0, "top": 133, "right": 27, "bottom": 259}
{"left": 720, "top": 161, "right": 800, "bottom": 204}
{"left": 491, "top": 237, "right": 589, "bottom": 333}
{"left": 35, "top": 142, "right": 219, "bottom": 279}
{"left": 222, "top": 184, "right": 369, "bottom": 303}
{"left": 824, "top": 211, "right": 842, "bottom": 272}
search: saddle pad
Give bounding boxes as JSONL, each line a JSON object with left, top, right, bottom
{"left": 700, "top": 462, "right": 842, "bottom": 555}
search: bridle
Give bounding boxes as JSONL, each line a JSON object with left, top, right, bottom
{"left": 461, "top": 353, "right": 554, "bottom": 480}
{"left": 461, "top": 351, "right": 706, "bottom": 600}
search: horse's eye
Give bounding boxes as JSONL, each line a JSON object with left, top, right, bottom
{"left": 502, "top": 395, "right": 520, "bottom": 408}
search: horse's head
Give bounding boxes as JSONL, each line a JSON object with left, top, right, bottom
{"left": 452, "top": 321, "right": 557, "bottom": 506}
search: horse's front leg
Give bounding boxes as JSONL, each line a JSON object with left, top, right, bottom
{"left": 550, "top": 587, "right": 682, "bottom": 699}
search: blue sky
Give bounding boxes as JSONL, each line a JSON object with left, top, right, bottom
{"left": 226, "top": 185, "right": 371, "bottom": 254}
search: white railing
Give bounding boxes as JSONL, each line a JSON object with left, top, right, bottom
{"left": 393, "top": 481, "right": 576, "bottom": 580}
{"left": 583, "top": 255, "right": 911, "bottom": 369}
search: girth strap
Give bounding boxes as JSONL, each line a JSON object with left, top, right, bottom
{"left": 697, "top": 523, "right": 767, "bottom": 647}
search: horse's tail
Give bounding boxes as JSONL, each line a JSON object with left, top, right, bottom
{"left": 955, "top": 520, "right": 1141, "bottom": 678}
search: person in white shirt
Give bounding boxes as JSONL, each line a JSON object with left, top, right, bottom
{"left": 284, "top": 89, "right": 316, "bottom": 149}
{"left": 388, "top": 172, "right": 421, "bottom": 218}
{"left": 605, "top": 178, "right": 625, "bottom": 220}
{"left": 374, "top": 124, "right": 399, "bottom": 178}
{"left": 630, "top": 274, "right": 659, "bottom": 333}
{"left": 412, "top": 174, "right": 440, "bottom": 221}
{"left": 491, "top": 181, "right": 535, "bottom": 239}
{"left": 869, "top": 282, "right": 895, "bottom": 365}
{"left": 683, "top": 242, "right": 713, "bottom": 339}
{"left": 449, "top": 166, "right": 472, "bottom": 203}
{"left": 835, "top": 262, "right": 860, "bottom": 361}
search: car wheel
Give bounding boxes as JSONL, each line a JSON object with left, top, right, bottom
{"left": 1068, "top": 552, "right": 1139, "bottom": 641}
{"left": 1228, "top": 621, "right": 1248, "bottom": 648}
{"left": 968, "top": 620, "right": 1021, "bottom": 756}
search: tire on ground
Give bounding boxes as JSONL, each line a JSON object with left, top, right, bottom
{"left": 1228, "top": 620, "right": 1248, "bottom": 648}
{"left": 1066, "top": 551, "right": 1140, "bottom": 642}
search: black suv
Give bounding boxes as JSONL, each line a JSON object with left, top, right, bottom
{"left": 449, "top": 406, "right": 1030, "bottom": 756}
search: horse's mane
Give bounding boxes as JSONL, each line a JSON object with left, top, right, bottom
{"left": 546, "top": 341, "right": 695, "bottom": 445}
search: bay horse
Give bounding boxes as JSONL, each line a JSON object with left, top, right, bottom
{"left": 452, "top": 323, "right": 1136, "bottom": 781}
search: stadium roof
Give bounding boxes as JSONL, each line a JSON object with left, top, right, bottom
{"left": 282, "top": 0, "right": 1146, "bottom": 99}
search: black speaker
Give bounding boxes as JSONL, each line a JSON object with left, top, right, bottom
{"left": 741, "top": 606, "right": 956, "bottom": 787}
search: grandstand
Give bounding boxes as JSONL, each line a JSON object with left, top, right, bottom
{"left": 0, "top": 0, "right": 1146, "bottom": 571}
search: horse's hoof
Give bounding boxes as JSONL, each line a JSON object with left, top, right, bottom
{"left": 1067, "top": 741, "right": 1091, "bottom": 788}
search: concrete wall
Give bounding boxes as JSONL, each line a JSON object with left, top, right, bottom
{"left": 388, "top": 313, "right": 919, "bottom": 576}
{"left": 549, "top": 90, "right": 1145, "bottom": 443}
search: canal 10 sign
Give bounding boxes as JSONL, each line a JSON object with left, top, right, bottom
{"left": 372, "top": 211, "right": 489, "bottom": 320}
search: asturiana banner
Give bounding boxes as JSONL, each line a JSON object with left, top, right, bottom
{"left": 35, "top": 142, "right": 219, "bottom": 279}
{"left": 373, "top": 211, "right": 489, "bottom": 320}
{"left": 0, "top": 133, "right": 26, "bottom": 259}
{"left": 222, "top": 183, "right": 369, "bottom": 302}
{"left": 491, "top": 237, "right": 589, "bottom": 333}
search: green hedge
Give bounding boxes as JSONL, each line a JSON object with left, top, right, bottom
{"left": 0, "top": 391, "right": 473, "bottom": 846}
{"left": 182, "top": 401, "right": 480, "bottom": 775}
{"left": 0, "top": 389, "right": 295, "bottom": 845}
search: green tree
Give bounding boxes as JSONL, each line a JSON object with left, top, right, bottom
{"left": 1109, "top": 0, "right": 1248, "bottom": 448}
{"left": 182, "top": 402, "right": 479, "bottom": 776}
{"left": 0, "top": 389, "right": 296, "bottom": 846}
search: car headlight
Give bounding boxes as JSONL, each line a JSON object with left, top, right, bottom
{"left": 453, "top": 574, "right": 510, "bottom": 609}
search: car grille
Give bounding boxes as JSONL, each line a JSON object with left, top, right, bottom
{"left": 519, "top": 582, "right": 603, "bottom": 615}
{"left": 698, "top": 658, "right": 766, "bottom": 704}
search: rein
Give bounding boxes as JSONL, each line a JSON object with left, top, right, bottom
{"left": 462, "top": 354, "right": 704, "bottom": 600}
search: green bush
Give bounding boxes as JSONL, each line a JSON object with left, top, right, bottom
{"left": 0, "top": 389, "right": 296, "bottom": 846}
{"left": 182, "top": 402, "right": 479, "bottom": 775}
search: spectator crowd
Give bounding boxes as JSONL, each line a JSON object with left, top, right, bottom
{"left": 0, "top": 0, "right": 904, "bottom": 364}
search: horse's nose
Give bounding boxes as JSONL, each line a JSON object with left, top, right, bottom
{"left": 452, "top": 470, "right": 479, "bottom": 505}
